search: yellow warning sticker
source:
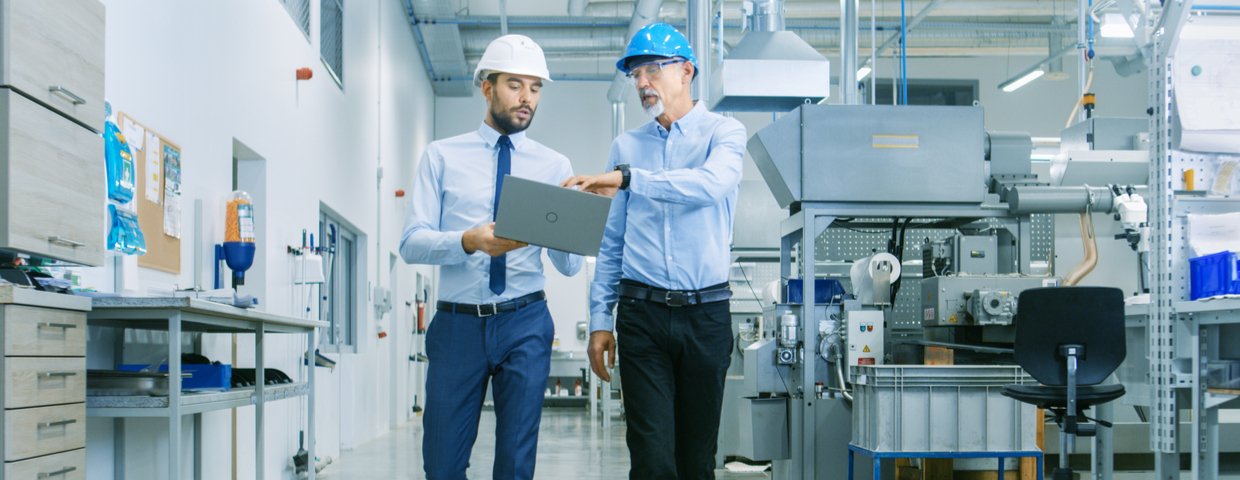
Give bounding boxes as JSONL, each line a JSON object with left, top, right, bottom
{"left": 949, "top": 314, "right": 958, "bottom": 323}
{"left": 863, "top": 345, "right": 871, "bottom": 353}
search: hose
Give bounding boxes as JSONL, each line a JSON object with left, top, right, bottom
{"left": 1064, "top": 67, "right": 1095, "bottom": 128}
{"left": 835, "top": 360, "right": 853, "bottom": 402}
{"left": 1062, "top": 206, "right": 1098, "bottom": 286}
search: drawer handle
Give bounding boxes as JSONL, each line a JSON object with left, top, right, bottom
{"left": 48, "top": 86, "right": 86, "bottom": 105}
{"left": 47, "top": 236, "right": 86, "bottom": 248}
{"left": 37, "top": 322, "right": 78, "bottom": 329}
{"left": 38, "top": 419, "right": 76, "bottom": 428}
{"left": 38, "top": 466, "right": 77, "bottom": 478}
{"left": 41, "top": 372, "right": 78, "bottom": 378}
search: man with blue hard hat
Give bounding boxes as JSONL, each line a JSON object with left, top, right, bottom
{"left": 400, "top": 34, "right": 582, "bottom": 480}
{"left": 562, "top": 22, "right": 746, "bottom": 480}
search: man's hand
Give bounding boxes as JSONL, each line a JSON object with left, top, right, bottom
{"left": 561, "top": 171, "right": 623, "bottom": 198}
{"left": 587, "top": 330, "right": 617, "bottom": 382}
{"left": 462, "top": 223, "right": 528, "bottom": 256}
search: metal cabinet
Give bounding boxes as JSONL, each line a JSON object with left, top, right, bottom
{"left": 0, "top": 0, "right": 106, "bottom": 132}
{"left": 0, "top": 88, "right": 105, "bottom": 266}
{"left": 0, "top": 286, "right": 91, "bottom": 480}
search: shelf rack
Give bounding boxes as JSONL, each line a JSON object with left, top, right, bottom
{"left": 86, "top": 297, "right": 327, "bottom": 480}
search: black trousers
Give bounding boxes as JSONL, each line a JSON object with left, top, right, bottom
{"left": 616, "top": 281, "right": 733, "bottom": 480}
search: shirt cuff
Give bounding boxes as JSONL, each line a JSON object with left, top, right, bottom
{"left": 589, "top": 311, "right": 615, "bottom": 333}
{"left": 450, "top": 230, "right": 470, "bottom": 259}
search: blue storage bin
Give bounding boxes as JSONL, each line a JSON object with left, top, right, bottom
{"left": 119, "top": 364, "right": 232, "bottom": 391}
{"left": 1189, "top": 251, "right": 1240, "bottom": 300}
{"left": 785, "top": 279, "right": 846, "bottom": 304}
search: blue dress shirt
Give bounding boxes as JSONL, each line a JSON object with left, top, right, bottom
{"left": 400, "top": 123, "right": 583, "bottom": 304}
{"left": 589, "top": 102, "right": 746, "bottom": 333}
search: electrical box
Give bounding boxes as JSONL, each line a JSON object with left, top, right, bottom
{"left": 846, "top": 309, "right": 884, "bottom": 367}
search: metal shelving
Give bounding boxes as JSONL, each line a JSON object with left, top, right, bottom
{"left": 87, "top": 382, "right": 309, "bottom": 416}
{"left": 86, "top": 297, "right": 326, "bottom": 480}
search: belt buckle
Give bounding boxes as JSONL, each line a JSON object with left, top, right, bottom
{"left": 665, "top": 291, "right": 687, "bottom": 307}
{"left": 476, "top": 303, "right": 498, "bottom": 317}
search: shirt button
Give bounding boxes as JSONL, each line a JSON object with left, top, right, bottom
{"left": 667, "top": 256, "right": 673, "bottom": 261}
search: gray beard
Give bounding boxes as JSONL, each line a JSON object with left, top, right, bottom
{"left": 642, "top": 98, "right": 665, "bottom": 118}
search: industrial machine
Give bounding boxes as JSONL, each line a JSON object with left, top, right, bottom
{"left": 740, "top": 104, "right": 1149, "bottom": 480}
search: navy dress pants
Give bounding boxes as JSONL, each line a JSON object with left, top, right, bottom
{"left": 422, "top": 300, "right": 554, "bottom": 480}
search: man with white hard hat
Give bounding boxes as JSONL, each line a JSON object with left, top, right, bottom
{"left": 562, "top": 22, "right": 745, "bottom": 479}
{"left": 400, "top": 34, "right": 581, "bottom": 480}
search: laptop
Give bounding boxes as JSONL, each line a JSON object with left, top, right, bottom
{"left": 494, "top": 175, "right": 612, "bottom": 257}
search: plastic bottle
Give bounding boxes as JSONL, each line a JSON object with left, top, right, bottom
{"left": 103, "top": 120, "right": 135, "bottom": 203}
{"left": 225, "top": 191, "right": 255, "bottom": 243}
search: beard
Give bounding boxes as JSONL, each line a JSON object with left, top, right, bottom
{"left": 639, "top": 88, "right": 665, "bottom": 118}
{"left": 488, "top": 94, "right": 535, "bottom": 135}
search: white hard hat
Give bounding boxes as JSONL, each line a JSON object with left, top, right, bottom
{"left": 473, "top": 34, "right": 553, "bottom": 87}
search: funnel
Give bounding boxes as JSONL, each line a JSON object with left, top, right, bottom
{"left": 223, "top": 241, "right": 256, "bottom": 287}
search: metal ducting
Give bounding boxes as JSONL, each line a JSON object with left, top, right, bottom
{"left": 406, "top": 0, "right": 472, "bottom": 96}
{"left": 708, "top": 1, "right": 829, "bottom": 112}
{"left": 585, "top": 0, "right": 1079, "bottom": 18}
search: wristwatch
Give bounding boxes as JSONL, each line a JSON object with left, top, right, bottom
{"left": 614, "top": 163, "right": 631, "bottom": 190}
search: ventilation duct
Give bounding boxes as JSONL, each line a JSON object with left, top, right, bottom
{"left": 708, "top": 0, "right": 830, "bottom": 112}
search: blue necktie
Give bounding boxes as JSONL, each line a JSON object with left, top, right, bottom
{"left": 490, "top": 135, "right": 512, "bottom": 296}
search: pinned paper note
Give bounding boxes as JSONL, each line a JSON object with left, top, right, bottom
{"left": 144, "top": 132, "right": 161, "bottom": 203}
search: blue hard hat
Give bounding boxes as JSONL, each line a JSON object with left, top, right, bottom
{"left": 616, "top": 23, "right": 697, "bottom": 78}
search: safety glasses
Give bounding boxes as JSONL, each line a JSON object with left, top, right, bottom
{"left": 625, "top": 59, "right": 686, "bottom": 85}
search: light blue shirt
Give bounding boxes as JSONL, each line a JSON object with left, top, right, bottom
{"left": 400, "top": 123, "right": 582, "bottom": 304}
{"left": 589, "top": 102, "right": 746, "bottom": 333}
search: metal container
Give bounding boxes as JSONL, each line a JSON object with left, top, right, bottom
{"left": 850, "top": 365, "right": 1038, "bottom": 453}
{"left": 87, "top": 370, "right": 178, "bottom": 397}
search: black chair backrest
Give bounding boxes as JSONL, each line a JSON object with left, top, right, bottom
{"left": 1014, "top": 286, "right": 1126, "bottom": 386}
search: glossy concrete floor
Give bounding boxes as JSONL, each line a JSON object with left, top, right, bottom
{"left": 324, "top": 408, "right": 769, "bottom": 479}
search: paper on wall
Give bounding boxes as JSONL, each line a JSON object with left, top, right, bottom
{"left": 122, "top": 118, "right": 145, "bottom": 153}
{"left": 1187, "top": 212, "right": 1240, "bottom": 258}
{"left": 162, "top": 145, "right": 182, "bottom": 238}
{"left": 144, "top": 132, "right": 161, "bottom": 203}
{"left": 164, "top": 191, "right": 181, "bottom": 238}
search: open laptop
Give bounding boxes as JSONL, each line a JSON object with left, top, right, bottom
{"left": 494, "top": 175, "right": 612, "bottom": 257}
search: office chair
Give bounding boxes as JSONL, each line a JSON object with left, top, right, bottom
{"left": 1001, "top": 286, "right": 1126, "bottom": 480}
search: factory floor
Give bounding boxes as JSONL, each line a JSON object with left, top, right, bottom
{"left": 325, "top": 408, "right": 770, "bottom": 479}
{"left": 325, "top": 408, "right": 1240, "bottom": 480}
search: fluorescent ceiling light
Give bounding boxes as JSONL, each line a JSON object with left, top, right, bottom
{"left": 1100, "top": 13, "right": 1134, "bottom": 38}
{"left": 857, "top": 66, "right": 872, "bottom": 81}
{"left": 1000, "top": 70, "right": 1045, "bottom": 92}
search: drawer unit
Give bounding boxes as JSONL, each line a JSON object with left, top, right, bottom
{"left": 3, "top": 448, "right": 84, "bottom": 480}
{"left": 3, "top": 357, "right": 85, "bottom": 409}
{"left": 0, "top": 0, "right": 105, "bottom": 131}
{"left": 0, "top": 88, "right": 104, "bottom": 266}
{"left": 0, "top": 306, "right": 86, "bottom": 357}
{"left": 1, "top": 403, "right": 85, "bottom": 462}
{"left": 0, "top": 287, "right": 90, "bottom": 477}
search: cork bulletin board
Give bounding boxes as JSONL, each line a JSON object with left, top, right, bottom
{"left": 118, "top": 112, "right": 181, "bottom": 274}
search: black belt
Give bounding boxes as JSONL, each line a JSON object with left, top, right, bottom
{"left": 437, "top": 291, "right": 546, "bottom": 317}
{"left": 616, "top": 282, "right": 732, "bottom": 307}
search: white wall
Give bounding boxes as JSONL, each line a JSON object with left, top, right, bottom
{"left": 435, "top": 54, "right": 1150, "bottom": 345}
{"left": 82, "top": 1, "right": 435, "bottom": 479}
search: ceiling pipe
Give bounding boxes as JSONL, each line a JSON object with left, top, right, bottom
{"left": 607, "top": 0, "right": 665, "bottom": 102}
{"left": 457, "top": 26, "right": 1080, "bottom": 54}
{"left": 689, "top": 0, "right": 712, "bottom": 104}
{"left": 585, "top": 0, "right": 1073, "bottom": 18}
{"left": 425, "top": 16, "right": 1077, "bottom": 34}
{"left": 859, "top": 0, "right": 946, "bottom": 70}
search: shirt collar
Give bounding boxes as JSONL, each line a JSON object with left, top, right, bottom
{"left": 653, "top": 101, "right": 706, "bottom": 136}
{"left": 477, "top": 122, "right": 528, "bottom": 150}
